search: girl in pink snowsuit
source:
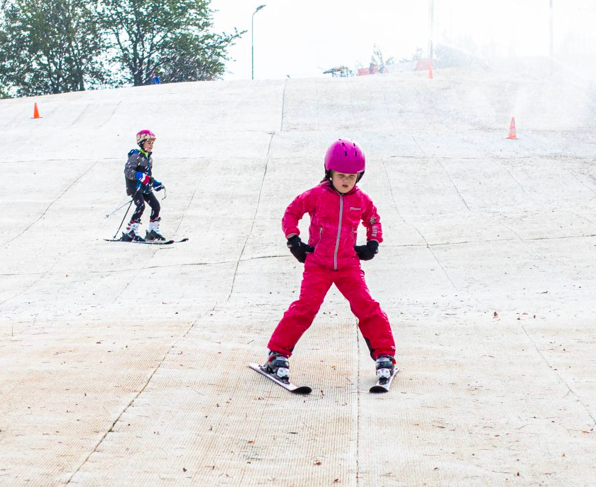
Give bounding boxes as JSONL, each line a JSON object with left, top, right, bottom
{"left": 265, "top": 139, "right": 396, "bottom": 382}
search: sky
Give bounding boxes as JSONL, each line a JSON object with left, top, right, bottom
{"left": 210, "top": 0, "right": 596, "bottom": 81}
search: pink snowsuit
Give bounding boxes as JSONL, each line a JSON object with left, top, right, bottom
{"left": 267, "top": 181, "right": 396, "bottom": 359}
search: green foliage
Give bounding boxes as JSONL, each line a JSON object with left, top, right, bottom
{"left": 0, "top": 0, "right": 107, "bottom": 96}
{"left": 0, "top": 0, "right": 244, "bottom": 96}
{"left": 97, "top": 0, "right": 244, "bottom": 86}
{"left": 158, "top": 29, "right": 240, "bottom": 83}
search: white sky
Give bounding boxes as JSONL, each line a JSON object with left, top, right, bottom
{"left": 211, "top": 0, "right": 427, "bottom": 79}
{"left": 210, "top": 0, "right": 596, "bottom": 80}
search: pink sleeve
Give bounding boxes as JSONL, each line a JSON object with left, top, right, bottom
{"left": 362, "top": 196, "right": 383, "bottom": 243}
{"left": 282, "top": 190, "right": 313, "bottom": 238}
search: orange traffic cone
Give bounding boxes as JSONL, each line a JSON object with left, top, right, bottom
{"left": 507, "top": 117, "right": 517, "bottom": 139}
{"left": 428, "top": 65, "right": 433, "bottom": 79}
{"left": 33, "top": 103, "right": 41, "bottom": 119}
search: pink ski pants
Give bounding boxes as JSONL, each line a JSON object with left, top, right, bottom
{"left": 268, "top": 261, "right": 396, "bottom": 359}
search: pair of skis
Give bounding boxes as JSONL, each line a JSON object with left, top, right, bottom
{"left": 104, "top": 237, "right": 188, "bottom": 246}
{"left": 248, "top": 363, "right": 398, "bottom": 395}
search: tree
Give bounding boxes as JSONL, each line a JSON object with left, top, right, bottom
{"left": 370, "top": 45, "right": 394, "bottom": 74}
{"left": 399, "top": 47, "right": 424, "bottom": 63}
{"left": 0, "top": 0, "right": 107, "bottom": 96}
{"left": 97, "top": 0, "right": 244, "bottom": 85}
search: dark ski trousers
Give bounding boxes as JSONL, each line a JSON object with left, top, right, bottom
{"left": 268, "top": 260, "right": 396, "bottom": 360}
{"left": 131, "top": 191, "right": 160, "bottom": 223}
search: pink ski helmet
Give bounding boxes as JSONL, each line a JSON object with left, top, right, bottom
{"left": 136, "top": 129, "right": 156, "bottom": 147}
{"left": 324, "top": 138, "right": 366, "bottom": 176}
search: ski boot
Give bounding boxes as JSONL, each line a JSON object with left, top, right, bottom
{"left": 265, "top": 351, "right": 290, "bottom": 383}
{"left": 121, "top": 221, "right": 145, "bottom": 242}
{"left": 375, "top": 355, "right": 396, "bottom": 383}
{"left": 145, "top": 217, "right": 167, "bottom": 242}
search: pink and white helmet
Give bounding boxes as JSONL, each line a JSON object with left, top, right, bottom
{"left": 136, "top": 129, "right": 156, "bottom": 147}
{"left": 324, "top": 138, "right": 365, "bottom": 175}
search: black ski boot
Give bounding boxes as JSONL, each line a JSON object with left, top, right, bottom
{"left": 265, "top": 351, "right": 290, "bottom": 383}
{"left": 121, "top": 221, "right": 145, "bottom": 242}
{"left": 375, "top": 355, "right": 396, "bottom": 383}
{"left": 145, "top": 217, "right": 167, "bottom": 242}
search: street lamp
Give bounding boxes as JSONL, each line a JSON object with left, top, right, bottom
{"left": 549, "top": 0, "right": 554, "bottom": 75}
{"left": 428, "top": 0, "right": 435, "bottom": 60}
{"left": 252, "top": 4, "right": 266, "bottom": 80}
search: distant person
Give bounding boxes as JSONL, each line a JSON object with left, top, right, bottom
{"left": 150, "top": 71, "right": 161, "bottom": 85}
{"left": 263, "top": 139, "right": 397, "bottom": 384}
{"left": 122, "top": 130, "right": 166, "bottom": 242}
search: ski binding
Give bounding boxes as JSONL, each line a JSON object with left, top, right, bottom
{"left": 248, "top": 363, "right": 312, "bottom": 395}
{"left": 369, "top": 367, "right": 399, "bottom": 393}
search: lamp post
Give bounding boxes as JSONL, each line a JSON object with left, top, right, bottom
{"left": 428, "top": 0, "right": 435, "bottom": 60}
{"left": 252, "top": 4, "right": 266, "bottom": 80}
{"left": 549, "top": 0, "right": 554, "bottom": 75}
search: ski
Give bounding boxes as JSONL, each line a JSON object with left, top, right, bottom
{"left": 248, "top": 363, "right": 312, "bottom": 395}
{"left": 369, "top": 367, "right": 399, "bottom": 393}
{"left": 104, "top": 237, "right": 188, "bottom": 245}
{"left": 104, "top": 238, "right": 174, "bottom": 245}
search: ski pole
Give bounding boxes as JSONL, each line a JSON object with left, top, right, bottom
{"left": 112, "top": 183, "right": 144, "bottom": 239}
{"left": 112, "top": 199, "right": 133, "bottom": 239}
{"left": 105, "top": 199, "right": 133, "bottom": 218}
{"left": 111, "top": 183, "right": 143, "bottom": 239}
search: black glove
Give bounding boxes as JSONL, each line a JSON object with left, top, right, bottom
{"left": 287, "top": 235, "right": 314, "bottom": 263}
{"left": 354, "top": 240, "right": 379, "bottom": 261}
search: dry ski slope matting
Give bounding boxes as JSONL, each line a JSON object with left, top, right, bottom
{"left": 0, "top": 69, "right": 594, "bottom": 486}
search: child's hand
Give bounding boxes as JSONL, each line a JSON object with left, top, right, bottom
{"left": 136, "top": 172, "right": 154, "bottom": 186}
{"left": 287, "top": 235, "right": 314, "bottom": 263}
{"left": 152, "top": 179, "right": 165, "bottom": 191}
{"left": 355, "top": 240, "right": 379, "bottom": 261}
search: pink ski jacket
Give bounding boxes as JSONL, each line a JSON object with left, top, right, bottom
{"left": 282, "top": 182, "right": 383, "bottom": 271}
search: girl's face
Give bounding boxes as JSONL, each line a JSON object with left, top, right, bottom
{"left": 331, "top": 171, "right": 358, "bottom": 194}
{"left": 142, "top": 138, "right": 155, "bottom": 152}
